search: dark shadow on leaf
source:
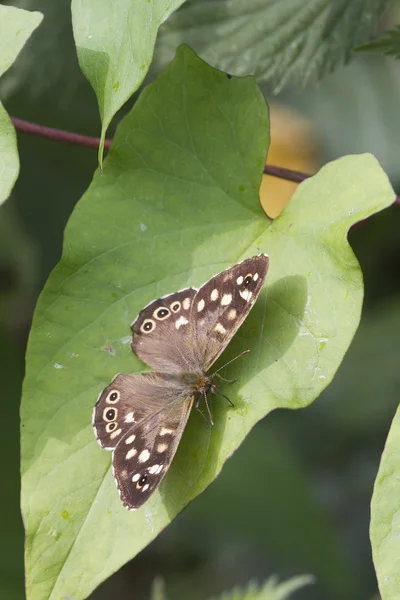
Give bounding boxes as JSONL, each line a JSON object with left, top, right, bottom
{"left": 160, "top": 275, "right": 307, "bottom": 518}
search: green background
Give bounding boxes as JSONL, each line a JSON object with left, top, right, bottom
{"left": 1, "top": 1, "right": 400, "bottom": 600}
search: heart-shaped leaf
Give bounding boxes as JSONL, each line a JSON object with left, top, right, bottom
{"left": 370, "top": 403, "right": 400, "bottom": 599}
{"left": 71, "top": 0, "right": 186, "bottom": 165}
{"left": 21, "top": 46, "right": 395, "bottom": 600}
{"left": 0, "top": 5, "right": 42, "bottom": 206}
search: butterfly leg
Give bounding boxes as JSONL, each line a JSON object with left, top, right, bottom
{"left": 212, "top": 388, "right": 235, "bottom": 408}
{"left": 203, "top": 390, "right": 214, "bottom": 426}
{"left": 195, "top": 395, "right": 210, "bottom": 428}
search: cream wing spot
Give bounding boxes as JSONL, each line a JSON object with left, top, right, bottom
{"left": 126, "top": 448, "right": 137, "bottom": 459}
{"left": 253, "top": 272, "right": 259, "bottom": 281}
{"left": 240, "top": 289, "right": 253, "bottom": 301}
{"left": 157, "top": 443, "right": 168, "bottom": 453}
{"left": 197, "top": 299, "right": 205, "bottom": 312}
{"left": 227, "top": 308, "right": 237, "bottom": 320}
{"left": 139, "top": 449, "right": 150, "bottom": 463}
{"left": 156, "top": 465, "right": 164, "bottom": 474}
{"left": 236, "top": 275, "right": 243, "bottom": 285}
{"left": 183, "top": 297, "right": 191, "bottom": 310}
{"left": 175, "top": 316, "right": 189, "bottom": 329}
{"left": 160, "top": 427, "right": 174, "bottom": 436}
{"left": 132, "top": 473, "right": 140, "bottom": 482}
{"left": 125, "top": 434, "right": 136, "bottom": 444}
{"left": 221, "top": 293, "right": 232, "bottom": 306}
{"left": 214, "top": 323, "right": 227, "bottom": 335}
{"left": 142, "top": 484, "right": 150, "bottom": 492}
{"left": 211, "top": 289, "right": 219, "bottom": 301}
{"left": 125, "top": 412, "right": 135, "bottom": 423}
{"left": 110, "top": 428, "right": 122, "bottom": 440}
{"left": 148, "top": 464, "right": 160, "bottom": 474}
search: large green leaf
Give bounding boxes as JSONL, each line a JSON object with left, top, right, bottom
{"left": 157, "top": 0, "right": 390, "bottom": 91}
{"left": 370, "top": 403, "right": 400, "bottom": 600}
{"left": 21, "top": 46, "right": 395, "bottom": 600}
{"left": 71, "top": 0, "right": 186, "bottom": 165}
{"left": 0, "top": 4, "right": 42, "bottom": 207}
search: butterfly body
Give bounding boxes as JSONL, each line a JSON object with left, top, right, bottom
{"left": 93, "top": 254, "right": 269, "bottom": 510}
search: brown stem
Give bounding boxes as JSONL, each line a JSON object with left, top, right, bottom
{"left": 263, "top": 163, "right": 400, "bottom": 205}
{"left": 263, "top": 164, "right": 310, "bottom": 183}
{"left": 9, "top": 117, "right": 400, "bottom": 205}
{"left": 11, "top": 117, "right": 112, "bottom": 149}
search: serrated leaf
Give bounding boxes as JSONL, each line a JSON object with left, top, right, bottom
{"left": 71, "top": 0, "right": 185, "bottom": 166}
{"left": 357, "top": 24, "right": 400, "bottom": 59}
{"left": 209, "top": 575, "right": 314, "bottom": 600}
{"left": 21, "top": 46, "right": 395, "bottom": 600}
{"left": 370, "top": 403, "right": 400, "bottom": 600}
{"left": 157, "top": 0, "right": 390, "bottom": 91}
{"left": 0, "top": 4, "right": 42, "bottom": 206}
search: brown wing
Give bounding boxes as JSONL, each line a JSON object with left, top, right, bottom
{"left": 93, "top": 372, "right": 193, "bottom": 510}
{"left": 130, "top": 287, "right": 200, "bottom": 372}
{"left": 190, "top": 254, "right": 269, "bottom": 371}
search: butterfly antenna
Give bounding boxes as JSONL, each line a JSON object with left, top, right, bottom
{"left": 203, "top": 391, "right": 214, "bottom": 426}
{"left": 212, "top": 349, "right": 250, "bottom": 376}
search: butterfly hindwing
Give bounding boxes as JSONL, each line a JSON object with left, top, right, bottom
{"left": 93, "top": 372, "right": 194, "bottom": 510}
{"left": 113, "top": 393, "right": 194, "bottom": 510}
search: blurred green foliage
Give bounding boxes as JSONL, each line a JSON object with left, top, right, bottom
{"left": 0, "top": 1, "right": 399, "bottom": 600}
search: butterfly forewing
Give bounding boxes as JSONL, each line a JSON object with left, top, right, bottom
{"left": 190, "top": 255, "right": 269, "bottom": 370}
{"left": 131, "top": 287, "right": 200, "bottom": 372}
{"left": 93, "top": 372, "right": 194, "bottom": 510}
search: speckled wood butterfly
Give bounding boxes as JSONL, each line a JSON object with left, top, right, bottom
{"left": 93, "top": 254, "right": 269, "bottom": 510}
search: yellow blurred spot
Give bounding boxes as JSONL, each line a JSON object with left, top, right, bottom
{"left": 260, "top": 103, "right": 318, "bottom": 219}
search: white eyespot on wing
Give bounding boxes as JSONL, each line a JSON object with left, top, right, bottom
{"left": 240, "top": 289, "right": 253, "bottom": 302}
{"left": 183, "top": 297, "right": 191, "bottom": 310}
{"left": 125, "top": 412, "right": 135, "bottom": 423}
{"left": 160, "top": 427, "right": 174, "bottom": 436}
{"left": 214, "top": 323, "right": 227, "bottom": 335}
{"left": 125, "top": 434, "right": 136, "bottom": 444}
{"left": 110, "top": 428, "right": 122, "bottom": 440}
{"left": 197, "top": 299, "right": 205, "bottom": 312}
{"left": 154, "top": 306, "right": 171, "bottom": 321}
{"left": 175, "top": 316, "right": 189, "bottom": 329}
{"left": 156, "top": 465, "right": 164, "bottom": 474}
{"left": 139, "top": 449, "right": 150, "bottom": 463}
{"left": 253, "top": 272, "right": 259, "bottom": 281}
{"left": 106, "top": 390, "right": 120, "bottom": 404}
{"left": 227, "top": 308, "right": 237, "bottom": 320}
{"left": 141, "top": 318, "right": 156, "bottom": 333}
{"left": 126, "top": 448, "right": 137, "bottom": 459}
{"left": 211, "top": 289, "right": 219, "bottom": 301}
{"left": 157, "top": 443, "right": 168, "bottom": 453}
{"left": 103, "top": 407, "right": 117, "bottom": 421}
{"left": 142, "top": 484, "right": 150, "bottom": 492}
{"left": 105, "top": 422, "right": 117, "bottom": 433}
{"left": 221, "top": 293, "right": 232, "bottom": 306}
{"left": 170, "top": 301, "right": 181, "bottom": 313}
{"left": 132, "top": 473, "right": 140, "bottom": 482}
{"left": 148, "top": 464, "right": 160, "bottom": 474}
{"left": 236, "top": 275, "right": 243, "bottom": 285}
